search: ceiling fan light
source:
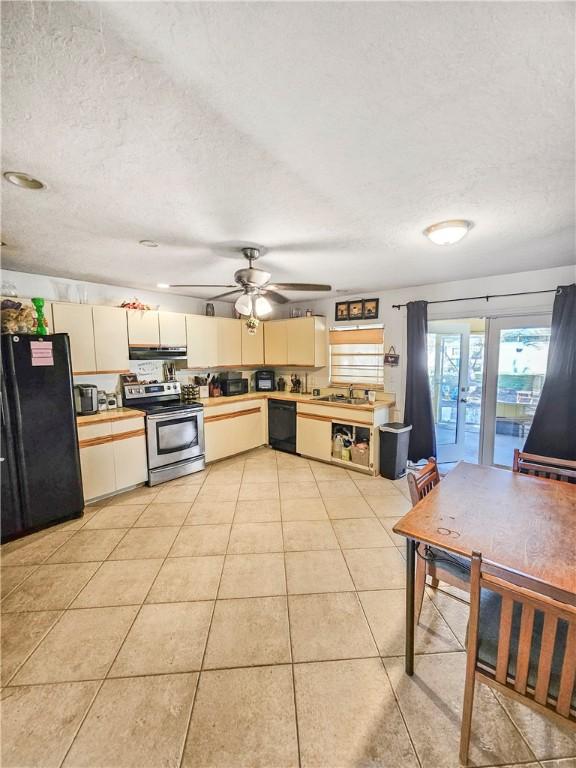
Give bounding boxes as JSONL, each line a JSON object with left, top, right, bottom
{"left": 254, "top": 295, "right": 272, "bottom": 317}
{"left": 235, "top": 293, "right": 253, "bottom": 316}
{"left": 423, "top": 220, "right": 473, "bottom": 245}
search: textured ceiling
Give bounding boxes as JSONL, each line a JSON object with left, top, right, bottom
{"left": 1, "top": 1, "right": 574, "bottom": 301}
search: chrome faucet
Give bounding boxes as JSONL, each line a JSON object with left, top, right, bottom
{"left": 348, "top": 385, "right": 355, "bottom": 399}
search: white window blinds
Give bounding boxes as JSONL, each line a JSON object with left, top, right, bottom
{"left": 329, "top": 327, "right": 385, "bottom": 387}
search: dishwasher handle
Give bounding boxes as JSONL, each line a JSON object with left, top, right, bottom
{"left": 270, "top": 400, "right": 296, "bottom": 411}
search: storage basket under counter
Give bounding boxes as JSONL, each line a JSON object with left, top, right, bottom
{"left": 331, "top": 422, "right": 371, "bottom": 468}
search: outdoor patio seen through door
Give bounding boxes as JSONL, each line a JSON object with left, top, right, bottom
{"left": 427, "top": 316, "right": 551, "bottom": 468}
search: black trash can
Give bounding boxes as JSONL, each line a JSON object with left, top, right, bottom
{"left": 379, "top": 423, "right": 412, "bottom": 479}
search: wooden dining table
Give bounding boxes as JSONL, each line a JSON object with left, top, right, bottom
{"left": 393, "top": 461, "right": 576, "bottom": 675}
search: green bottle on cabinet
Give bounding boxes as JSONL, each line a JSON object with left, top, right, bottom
{"left": 31, "top": 297, "right": 47, "bottom": 336}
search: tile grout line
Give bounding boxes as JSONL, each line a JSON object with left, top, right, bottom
{"left": 277, "top": 450, "right": 303, "bottom": 768}
{"left": 2, "top": 653, "right": 478, "bottom": 691}
{"left": 2, "top": 549, "right": 125, "bottom": 686}
{"left": 4, "top": 452, "right": 541, "bottom": 766}
{"left": 176, "top": 454, "right": 245, "bottom": 768}
{"left": 4, "top": 582, "right": 444, "bottom": 621}
{"left": 486, "top": 687, "right": 540, "bottom": 764}
{"left": 55, "top": 490, "right": 182, "bottom": 764}
{"left": 325, "top": 479, "right": 425, "bottom": 768}
{"left": 0, "top": 563, "right": 41, "bottom": 602}
{"left": 57, "top": 467, "right": 214, "bottom": 768}
{"left": 48, "top": 496, "right": 164, "bottom": 768}
{"left": 1, "top": 503, "right": 151, "bottom": 683}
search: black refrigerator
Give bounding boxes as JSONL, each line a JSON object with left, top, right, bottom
{"left": 1, "top": 333, "right": 84, "bottom": 542}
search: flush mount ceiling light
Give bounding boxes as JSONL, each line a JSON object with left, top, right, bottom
{"left": 139, "top": 239, "right": 159, "bottom": 247}
{"left": 3, "top": 171, "right": 45, "bottom": 190}
{"left": 423, "top": 219, "right": 473, "bottom": 246}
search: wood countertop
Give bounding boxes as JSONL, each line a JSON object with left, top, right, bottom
{"left": 196, "top": 391, "right": 395, "bottom": 412}
{"left": 76, "top": 407, "right": 145, "bottom": 426}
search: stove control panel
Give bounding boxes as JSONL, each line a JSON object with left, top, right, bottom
{"left": 123, "top": 382, "right": 181, "bottom": 400}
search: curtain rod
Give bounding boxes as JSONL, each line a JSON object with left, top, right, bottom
{"left": 391, "top": 287, "right": 559, "bottom": 310}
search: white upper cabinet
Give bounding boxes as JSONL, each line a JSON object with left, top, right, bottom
{"left": 52, "top": 303, "right": 96, "bottom": 374}
{"left": 287, "top": 317, "right": 326, "bottom": 367}
{"left": 159, "top": 312, "right": 187, "bottom": 347}
{"left": 217, "top": 318, "right": 242, "bottom": 366}
{"left": 186, "top": 314, "right": 218, "bottom": 368}
{"left": 92, "top": 306, "right": 129, "bottom": 372}
{"left": 241, "top": 320, "right": 264, "bottom": 365}
{"left": 127, "top": 309, "right": 160, "bottom": 346}
{"left": 264, "top": 320, "right": 288, "bottom": 365}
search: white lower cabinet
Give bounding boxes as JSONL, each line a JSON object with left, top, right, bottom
{"left": 78, "top": 416, "right": 147, "bottom": 501}
{"left": 80, "top": 442, "right": 116, "bottom": 500}
{"left": 205, "top": 402, "right": 266, "bottom": 463}
{"left": 296, "top": 415, "right": 332, "bottom": 462}
{"left": 113, "top": 435, "right": 147, "bottom": 489}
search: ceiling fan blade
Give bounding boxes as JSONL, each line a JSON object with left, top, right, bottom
{"left": 165, "top": 284, "right": 237, "bottom": 288}
{"left": 210, "top": 289, "right": 242, "bottom": 300}
{"left": 262, "top": 290, "right": 289, "bottom": 304}
{"left": 268, "top": 283, "right": 332, "bottom": 291}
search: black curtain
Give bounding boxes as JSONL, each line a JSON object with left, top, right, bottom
{"left": 404, "top": 300, "right": 437, "bottom": 462}
{"left": 523, "top": 283, "right": 576, "bottom": 460}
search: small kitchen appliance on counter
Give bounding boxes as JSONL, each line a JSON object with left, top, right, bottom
{"left": 219, "top": 371, "right": 248, "bottom": 396}
{"left": 73, "top": 384, "right": 98, "bottom": 415}
{"left": 255, "top": 369, "right": 275, "bottom": 392}
{"left": 123, "top": 381, "right": 205, "bottom": 485}
{"left": 97, "top": 390, "right": 108, "bottom": 411}
{"left": 106, "top": 392, "right": 118, "bottom": 409}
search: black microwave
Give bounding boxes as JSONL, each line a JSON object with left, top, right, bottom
{"left": 221, "top": 378, "right": 249, "bottom": 396}
{"left": 255, "top": 370, "right": 275, "bottom": 391}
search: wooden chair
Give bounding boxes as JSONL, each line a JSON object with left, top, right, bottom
{"left": 407, "top": 458, "right": 470, "bottom": 623}
{"left": 513, "top": 449, "right": 576, "bottom": 482}
{"left": 460, "top": 553, "right": 576, "bottom": 765}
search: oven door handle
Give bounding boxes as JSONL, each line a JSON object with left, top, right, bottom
{"left": 147, "top": 409, "right": 203, "bottom": 423}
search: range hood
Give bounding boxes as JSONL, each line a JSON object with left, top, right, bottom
{"left": 129, "top": 346, "right": 187, "bottom": 361}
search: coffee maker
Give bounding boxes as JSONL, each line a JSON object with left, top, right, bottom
{"left": 73, "top": 384, "right": 98, "bottom": 415}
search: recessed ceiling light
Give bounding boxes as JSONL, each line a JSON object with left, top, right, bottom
{"left": 157, "top": 283, "right": 170, "bottom": 288}
{"left": 139, "top": 239, "right": 159, "bottom": 247}
{"left": 423, "top": 219, "right": 473, "bottom": 245}
{"left": 3, "top": 171, "right": 45, "bottom": 190}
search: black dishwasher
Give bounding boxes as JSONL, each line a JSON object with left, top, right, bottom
{"left": 268, "top": 399, "right": 297, "bottom": 454}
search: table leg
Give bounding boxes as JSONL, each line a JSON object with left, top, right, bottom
{"left": 405, "top": 538, "right": 416, "bottom": 675}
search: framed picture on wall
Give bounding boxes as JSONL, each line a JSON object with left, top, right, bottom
{"left": 349, "top": 300, "right": 363, "bottom": 319}
{"left": 335, "top": 301, "right": 349, "bottom": 321}
{"left": 363, "top": 298, "right": 379, "bottom": 319}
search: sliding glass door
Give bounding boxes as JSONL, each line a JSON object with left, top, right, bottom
{"left": 481, "top": 315, "right": 551, "bottom": 467}
{"left": 427, "top": 321, "right": 485, "bottom": 464}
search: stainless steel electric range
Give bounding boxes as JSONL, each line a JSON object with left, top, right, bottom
{"left": 123, "top": 382, "right": 205, "bottom": 486}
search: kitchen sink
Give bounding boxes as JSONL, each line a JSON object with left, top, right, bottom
{"left": 314, "top": 395, "right": 368, "bottom": 405}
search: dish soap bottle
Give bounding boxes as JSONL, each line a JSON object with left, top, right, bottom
{"left": 332, "top": 433, "right": 343, "bottom": 459}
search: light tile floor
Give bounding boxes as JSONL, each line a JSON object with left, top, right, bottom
{"left": 1, "top": 447, "right": 575, "bottom": 768}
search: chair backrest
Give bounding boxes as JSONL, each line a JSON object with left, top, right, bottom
{"left": 407, "top": 457, "right": 440, "bottom": 506}
{"left": 467, "top": 553, "right": 576, "bottom": 727}
{"left": 513, "top": 449, "right": 576, "bottom": 482}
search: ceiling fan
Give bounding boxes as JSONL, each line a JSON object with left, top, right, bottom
{"left": 163, "top": 246, "right": 332, "bottom": 318}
